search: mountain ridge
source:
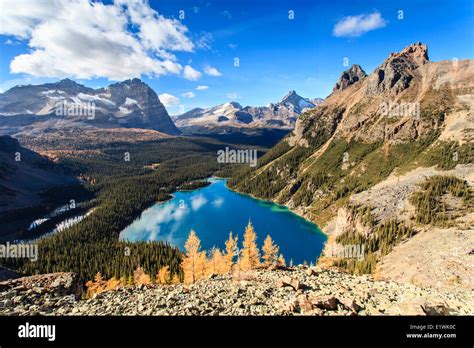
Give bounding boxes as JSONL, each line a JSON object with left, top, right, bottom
{"left": 0, "top": 78, "right": 181, "bottom": 136}
{"left": 173, "top": 90, "right": 323, "bottom": 134}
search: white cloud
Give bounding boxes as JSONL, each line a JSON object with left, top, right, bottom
{"left": 183, "top": 65, "right": 202, "bottom": 80}
{"left": 182, "top": 91, "right": 195, "bottom": 98}
{"left": 0, "top": 0, "right": 201, "bottom": 80}
{"left": 333, "top": 11, "right": 387, "bottom": 38}
{"left": 196, "top": 85, "right": 208, "bottom": 90}
{"left": 204, "top": 65, "right": 222, "bottom": 77}
{"left": 158, "top": 93, "right": 179, "bottom": 107}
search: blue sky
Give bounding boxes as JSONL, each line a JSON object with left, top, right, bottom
{"left": 0, "top": 0, "right": 473, "bottom": 114}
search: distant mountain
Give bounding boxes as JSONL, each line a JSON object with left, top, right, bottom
{"left": 0, "top": 78, "right": 180, "bottom": 136}
{"left": 172, "top": 91, "right": 323, "bottom": 134}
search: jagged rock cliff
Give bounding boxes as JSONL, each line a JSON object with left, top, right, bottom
{"left": 333, "top": 64, "right": 367, "bottom": 92}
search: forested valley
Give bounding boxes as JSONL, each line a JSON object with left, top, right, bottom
{"left": 0, "top": 135, "right": 265, "bottom": 285}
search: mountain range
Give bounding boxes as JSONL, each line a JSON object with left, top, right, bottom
{"left": 0, "top": 78, "right": 180, "bottom": 136}
{"left": 0, "top": 78, "right": 323, "bottom": 139}
{"left": 172, "top": 91, "right": 323, "bottom": 134}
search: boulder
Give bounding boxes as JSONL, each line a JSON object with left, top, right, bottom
{"left": 276, "top": 276, "right": 301, "bottom": 290}
{"left": 338, "top": 297, "right": 362, "bottom": 312}
{"left": 297, "top": 294, "right": 314, "bottom": 313}
{"left": 309, "top": 295, "right": 338, "bottom": 310}
{"left": 422, "top": 304, "right": 457, "bottom": 316}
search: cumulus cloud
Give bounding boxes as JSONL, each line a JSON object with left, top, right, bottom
{"left": 333, "top": 11, "right": 387, "bottom": 38}
{"left": 159, "top": 93, "right": 179, "bottom": 107}
{"left": 0, "top": 0, "right": 202, "bottom": 80}
{"left": 183, "top": 65, "right": 202, "bottom": 81}
{"left": 196, "top": 85, "right": 208, "bottom": 90}
{"left": 204, "top": 65, "right": 222, "bottom": 76}
{"left": 182, "top": 91, "right": 195, "bottom": 98}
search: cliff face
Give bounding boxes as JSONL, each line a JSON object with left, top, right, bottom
{"left": 1, "top": 268, "right": 472, "bottom": 316}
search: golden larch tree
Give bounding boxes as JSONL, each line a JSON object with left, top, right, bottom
{"left": 262, "top": 234, "right": 280, "bottom": 267}
{"left": 156, "top": 265, "right": 171, "bottom": 284}
{"left": 181, "top": 229, "right": 206, "bottom": 283}
{"left": 133, "top": 266, "right": 151, "bottom": 285}
{"left": 223, "top": 231, "right": 238, "bottom": 273}
{"left": 170, "top": 274, "right": 181, "bottom": 284}
{"left": 278, "top": 254, "right": 286, "bottom": 267}
{"left": 240, "top": 221, "right": 260, "bottom": 271}
{"left": 207, "top": 246, "right": 225, "bottom": 276}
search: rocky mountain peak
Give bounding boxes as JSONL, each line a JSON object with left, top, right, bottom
{"left": 281, "top": 90, "right": 301, "bottom": 104}
{"left": 56, "top": 78, "right": 81, "bottom": 87}
{"left": 388, "top": 42, "right": 429, "bottom": 66}
{"left": 366, "top": 42, "right": 429, "bottom": 95}
{"left": 224, "top": 101, "right": 243, "bottom": 109}
{"left": 332, "top": 64, "right": 367, "bottom": 92}
{"left": 281, "top": 89, "right": 297, "bottom": 99}
{"left": 109, "top": 77, "right": 148, "bottom": 90}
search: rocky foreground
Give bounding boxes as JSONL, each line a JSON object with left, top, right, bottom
{"left": 0, "top": 266, "right": 472, "bottom": 316}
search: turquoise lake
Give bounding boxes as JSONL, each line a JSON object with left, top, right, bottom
{"left": 120, "top": 178, "right": 326, "bottom": 265}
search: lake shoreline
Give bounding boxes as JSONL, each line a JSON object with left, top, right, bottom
{"left": 120, "top": 177, "right": 327, "bottom": 264}
{"left": 219, "top": 177, "right": 328, "bottom": 236}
